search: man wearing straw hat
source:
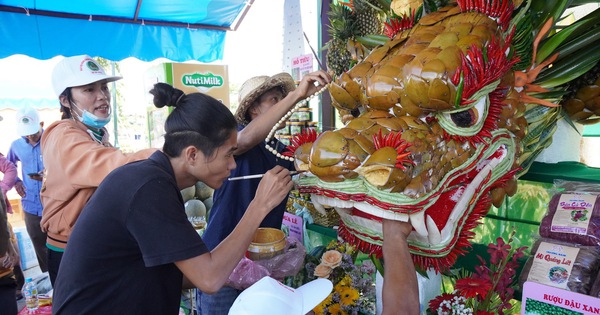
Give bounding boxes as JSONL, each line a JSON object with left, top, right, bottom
{"left": 199, "top": 70, "right": 331, "bottom": 314}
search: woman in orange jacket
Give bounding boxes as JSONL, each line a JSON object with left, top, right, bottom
{"left": 41, "top": 55, "right": 156, "bottom": 285}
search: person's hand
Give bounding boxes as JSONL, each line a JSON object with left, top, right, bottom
{"left": 293, "top": 70, "right": 332, "bottom": 101}
{"left": 253, "top": 166, "right": 294, "bottom": 215}
{"left": 1, "top": 243, "right": 20, "bottom": 269}
{"left": 0, "top": 254, "right": 11, "bottom": 269}
{"left": 15, "top": 181, "right": 26, "bottom": 197}
{"left": 383, "top": 219, "right": 412, "bottom": 240}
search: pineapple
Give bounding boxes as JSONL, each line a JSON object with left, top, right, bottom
{"left": 561, "top": 61, "right": 600, "bottom": 125}
{"left": 325, "top": 3, "right": 357, "bottom": 76}
{"left": 326, "top": 38, "right": 353, "bottom": 76}
{"left": 353, "top": 0, "right": 384, "bottom": 36}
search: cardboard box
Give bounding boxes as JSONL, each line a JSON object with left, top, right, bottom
{"left": 13, "top": 227, "right": 39, "bottom": 270}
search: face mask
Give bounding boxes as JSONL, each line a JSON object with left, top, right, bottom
{"left": 71, "top": 102, "right": 111, "bottom": 129}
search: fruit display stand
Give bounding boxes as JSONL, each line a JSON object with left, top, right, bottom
{"left": 274, "top": 105, "right": 317, "bottom": 146}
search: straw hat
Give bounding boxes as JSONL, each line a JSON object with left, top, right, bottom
{"left": 235, "top": 73, "right": 296, "bottom": 125}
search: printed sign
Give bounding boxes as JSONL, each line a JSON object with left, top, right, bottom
{"left": 552, "top": 194, "right": 595, "bottom": 235}
{"left": 170, "top": 63, "right": 230, "bottom": 106}
{"left": 526, "top": 241, "right": 579, "bottom": 289}
{"left": 291, "top": 54, "right": 313, "bottom": 81}
{"left": 282, "top": 212, "right": 303, "bottom": 243}
{"left": 522, "top": 281, "right": 600, "bottom": 314}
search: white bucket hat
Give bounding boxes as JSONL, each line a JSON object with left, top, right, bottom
{"left": 51, "top": 55, "right": 122, "bottom": 97}
{"left": 16, "top": 106, "right": 41, "bottom": 136}
{"left": 235, "top": 73, "right": 296, "bottom": 125}
{"left": 228, "top": 276, "right": 332, "bottom": 315}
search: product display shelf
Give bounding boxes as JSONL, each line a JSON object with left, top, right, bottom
{"left": 456, "top": 161, "right": 600, "bottom": 303}
{"left": 275, "top": 105, "right": 317, "bottom": 146}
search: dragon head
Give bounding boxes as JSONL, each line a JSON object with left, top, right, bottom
{"left": 286, "top": 0, "right": 528, "bottom": 272}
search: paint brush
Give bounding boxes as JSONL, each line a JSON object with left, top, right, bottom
{"left": 228, "top": 170, "right": 303, "bottom": 181}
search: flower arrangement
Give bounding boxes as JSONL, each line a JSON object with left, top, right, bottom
{"left": 427, "top": 230, "right": 528, "bottom": 315}
{"left": 305, "top": 240, "right": 377, "bottom": 315}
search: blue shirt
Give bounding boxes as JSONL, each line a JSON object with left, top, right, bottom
{"left": 7, "top": 133, "right": 44, "bottom": 216}
{"left": 202, "top": 125, "right": 293, "bottom": 250}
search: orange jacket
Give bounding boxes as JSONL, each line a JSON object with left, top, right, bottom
{"left": 40, "top": 119, "right": 157, "bottom": 250}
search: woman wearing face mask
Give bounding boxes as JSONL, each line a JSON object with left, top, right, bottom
{"left": 40, "top": 55, "right": 157, "bottom": 285}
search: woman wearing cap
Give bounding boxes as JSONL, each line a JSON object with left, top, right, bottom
{"left": 200, "top": 70, "right": 330, "bottom": 314}
{"left": 52, "top": 83, "right": 294, "bottom": 314}
{"left": 41, "top": 55, "right": 156, "bottom": 285}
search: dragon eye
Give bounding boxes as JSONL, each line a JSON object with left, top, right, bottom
{"left": 436, "top": 96, "right": 488, "bottom": 137}
{"left": 450, "top": 108, "right": 479, "bottom": 128}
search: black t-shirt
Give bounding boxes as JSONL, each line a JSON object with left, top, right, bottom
{"left": 52, "top": 151, "right": 208, "bottom": 314}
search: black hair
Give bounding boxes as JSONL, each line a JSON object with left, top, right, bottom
{"left": 59, "top": 88, "right": 74, "bottom": 119}
{"left": 149, "top": 82, "right": 237, "bottom": 159}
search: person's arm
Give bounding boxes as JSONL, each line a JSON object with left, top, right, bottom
{"left": 382, "top": 219, "right": 420, "bottom": 315}
{"left": 175, "top": 165, "right": 294, "bottom": 293}
{"left": 235, "top": 70, "right": 331, "bottom": 155}
{"left": 0, "top": 155, "right": 18, "bottom": 194}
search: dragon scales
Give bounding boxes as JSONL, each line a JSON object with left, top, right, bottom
{"left": 282, "top": 0, "right": 529, "bottom": 272}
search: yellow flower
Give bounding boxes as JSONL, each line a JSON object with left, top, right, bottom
{"left": 321, "top": 250, "right": 343, "bottom": 268}
{"left": 314, "top": 264, "right": 333, "bottom": 278}
{"left": 327, "top": 303, "right": 344, "bottom": 315}
{"left": 339, "top": 286, "right": 360, "bottom": 306}
{"left": 312, "top": 294, "right": 332, "bottom": 315}
{"left": 335, "top": 275, "right": 352, "bottom": 288}
{"left": 312, "top": 303, "right": 326, "bottom": 315}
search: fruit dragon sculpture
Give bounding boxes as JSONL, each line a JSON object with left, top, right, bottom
{"left": 276, "top": 0, "right": 600, "bottom": 273}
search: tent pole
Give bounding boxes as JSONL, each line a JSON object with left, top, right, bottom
{"left": 111, "top": 61, "right": 119, "bottom": 148}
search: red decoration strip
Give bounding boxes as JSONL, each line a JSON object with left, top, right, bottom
{"left": 338, "top": 186, "right": 495, "bottom": 272}
{"left": 451, "top": 35, "right": 518, "bottom": 105}
{"left": 297, "top": 185, "right": 435, "bottom": 212}
{"left": 384, "top": 9, "right": 417, "bottom": 39}
{"left": 372, "top": 130, "right": 414, "bottom": 170}
{"left": 456, "top": 0, "right": 514, "bottom": 30}
{"left": 282, "top": 128, "right": 319, "bottom": 157}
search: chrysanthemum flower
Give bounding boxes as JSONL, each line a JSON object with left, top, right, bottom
{"left": 455, "top": 277, "right": 493, "bottom": 299}
{"left": 327, "top": 303, "right": 344, "bottom": 315}
{"left": 339, "top": 286, "right": 360, "bottom": 306}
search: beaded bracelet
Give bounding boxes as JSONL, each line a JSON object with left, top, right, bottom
{"left": 264, "top": 84, "right": 330, "bottom": 161}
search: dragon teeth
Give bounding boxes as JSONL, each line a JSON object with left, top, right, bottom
{"left": 409, "top": 211, "right": 428, "bottom": 237}
{"left": 310, "top": 194, "right": 328, "bottom": 215}
{"left": 427, "top": 215, "right": 442, "bottom": 244}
